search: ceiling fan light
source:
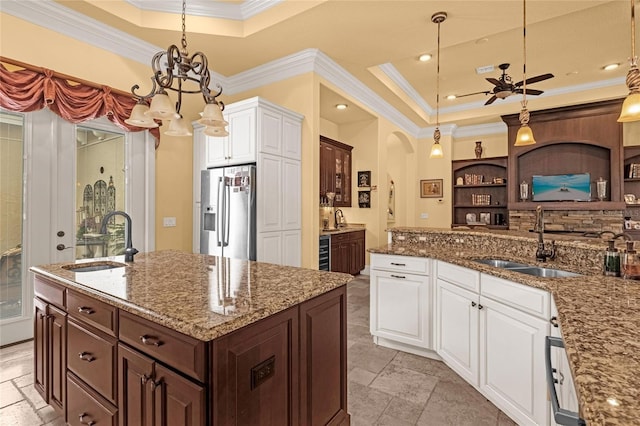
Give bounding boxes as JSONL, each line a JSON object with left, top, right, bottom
{"left": 618, "top": 92, "right": 640, "bottom": 122}
{"left": 514, "top": 124, "right": 536, "bottom": 146}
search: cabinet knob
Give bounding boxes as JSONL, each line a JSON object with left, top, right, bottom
{"left": 471, "top": 301, "right": 477, "bottom": 307}
{"left": 478, "top": 304, "right": 484, "bottom": 310}
{"left": 150, "top": 378, "right": 163, "bottom": 391}
{"left": 140, "top": 335, "right": 163, "bottom": 347}
{"left": 78, "top": 413, "right": 95, "bottom": 425}
{"left": 549, "top": 316, "right": 559, "bottom": 328}
{"left": 141, "top": 374, "right": 151, "bottom": 385}
{"left": 78, "top": 352, "right": 95, "bottom": 362}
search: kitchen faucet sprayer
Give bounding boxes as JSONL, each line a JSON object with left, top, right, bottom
{"left": 100, "top": 211, "right": 139, "bottom": 262}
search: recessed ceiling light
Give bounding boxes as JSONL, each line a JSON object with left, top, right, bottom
{"left": 603, "top": 63, "right": 620, "bottom": 71}
{"left": 335, "top": 104, "right": 348, "bottom": 110}
{"left": 446, "top": 95, "right": 456, "bottom": 100}
{"left": 419, "top": 54, "right": 432, "bottom": 62}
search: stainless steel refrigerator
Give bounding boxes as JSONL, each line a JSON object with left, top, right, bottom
{"left": 200, "top": 164, "right": 256, "bottom": 260}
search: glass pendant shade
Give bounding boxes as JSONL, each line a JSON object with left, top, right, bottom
{"left": 124, "top": 103, "right": 159, "bottom": 128}
{"left": 204, "top": 125, "right": 229, "bottom": 137}
{"left": 514, "top": 124, "right": 536, "bottom": 146}
{"left": 429, "top": 142, "right": 444, "bottom": 159}
{"left": 146, "top": 92, "right": 180, "bottom": 120}
{"left": 164, "top": 116, "right": 192, "bottom": 137}
{"left": 198, "top": 103, "right": 228, "bottom": 127}
{"left": 618, "top": 92, "right": 640, "bottom": 122}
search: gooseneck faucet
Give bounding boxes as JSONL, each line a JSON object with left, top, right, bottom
{"left": 534, "top": 205, "right": 556, "bottom": 262}
{"left": 100, "top": 211, "right": 139, "bottom": 262}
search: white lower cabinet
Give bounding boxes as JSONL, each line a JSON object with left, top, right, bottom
{"left": 435, "top": 261, "right": 551, "bottom": 426}
{"left": 370, "top": 254, "right": 432, "bottom": 353}
{"left": 257, "top": 230, "right": 301, "bottom": 267}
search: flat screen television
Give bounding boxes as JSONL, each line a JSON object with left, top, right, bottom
{"left": 531, "top": 173, "right": 591, "bottom": 202}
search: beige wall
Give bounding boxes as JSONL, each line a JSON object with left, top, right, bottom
{"left": 453, "top": 133, "right": 508, "bottom": 161}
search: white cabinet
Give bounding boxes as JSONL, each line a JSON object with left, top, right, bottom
{"left": 194, "top": 97, "right": 303, "bottom": 266}
{"left": 370, "top": 254, "right": 432, "bottom": 355}
{"left": 435, "top": 261, "right": 551, "bottom": 426}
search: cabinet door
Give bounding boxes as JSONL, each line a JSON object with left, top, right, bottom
{"left": 34, "top": 298, "right": 48, "bottom": 402}
{"left": 319, "top": 142, "right": 335, "bottom": 198}
{"left": 282, "top": 158, "right": 301, "bottom": 230}
{"left": 282, "top": 230, "right": 301, "bottom": 267}
{"left": 435, "top": 278, "right": 479, "bottom": 386}
{"left": 257, "top": 231, "right": 282, "bottom": 265}
{"left": 118, "top": 343, "right": 154, "bottom": 426}
{"left": 213, "top": 307, "right": 298, "bottom": 426}
{"left": 49, "top": 304, "right": 66, "bottom": 414}
{"left": 205, "top": 133, "right": 228, "bottom": 168}
{"left": 282, "top": 115, "right": 301, "bottom": 160}
{"left": 67, "top": 373, "right": 118, "bottom": 426}
{"left": 259, "top": 108, "right": 282, "bottom": 156}
{"left": 330, "top": 241, "right": 349, "bottom": 274}
{"left": 299, "top": 286, "right": 348, "bottom": 426}
{"left": 227, "top": 108, "right": 256, "bottom": 165}
{"left": 479, "top": 296, "right": 549, "bottom": 426}
{"left": 355, "top": 233, "right": 365, "bottom": 273}
{"left": 257, "top": 153, "right": 282, "bottom": 233}
{"left": 154, "top": 364, "right": 205, "bottom": 426}
{"left": 370, "top": 271, "right": 430, "bottom": 348}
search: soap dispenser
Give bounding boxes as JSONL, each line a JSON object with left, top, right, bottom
{"left": 622, "top": 241, "right": 640, "bottom": 280}
{"left": 603, "top": 240, "right": 620, "bottom": 277}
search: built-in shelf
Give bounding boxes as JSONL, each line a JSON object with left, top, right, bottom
{"left": 453, "top": 184, "right": 507, "bottom": 189}
{"left": 624, "top": 178, "right": 640, "bottom": 183}
{"left": 453, "top": 204, "right": 507, "bottom": 208}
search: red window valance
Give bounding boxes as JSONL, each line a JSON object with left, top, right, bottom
{"left": 0, "top": 57, "right": 160, "bottom": 146}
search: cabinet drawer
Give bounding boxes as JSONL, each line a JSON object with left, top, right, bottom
{"left": 67, "top": 290, "right": 117, "bottom": 336}
{"left": 34, "top": 276, "right": 65, "bottom": 308}
{"left": 436, "top": 261, "right": 480, "bottom": 293}
{"left": 481, "top": 273, "right": 550, "bottom": 319}
{"left": 67, "top": 318, "right": 117, "bottom": 404}
{"left": 119, "top": 311, "right": 206, "bottom": 382}
{"left": 370, "top": 254, "right": 430, "bottom": 275}
{"left": 67, "top": 372, "right": 118, "bottom": 426}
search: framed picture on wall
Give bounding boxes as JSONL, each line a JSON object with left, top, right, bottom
{"left": 420, "top": 179, "right": 443, "bottom": 198}
{"left": 358, "top": 171, "right": 371, "bottom": 187}
{"left": 358, "top": 190, "right": 371, "bottom": 208}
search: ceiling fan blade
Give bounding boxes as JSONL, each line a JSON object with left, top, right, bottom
{"left": 514, "top": 88, "right": 544, "bottom": 96}
{"left": 514, "top": 73, "right": 554, "bottom": 87}
{"left": 484, "top": 95, "right": 498, "bottom": 105}
{"left": 455, "top": 90, "right": 491, "bottom": 99}
{"left": 486, "top": 77, "right": 502, "bottom": 86}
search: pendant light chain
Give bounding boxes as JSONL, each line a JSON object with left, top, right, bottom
{"left": 436, "top": 17, "right": 441, "bottom": 131}
{"left": 519, "top": 0, "right": 530, "bottom": 126}
{"left": 181, "top": 0, "right": 187, "bottom": 50}
{"left": 628, "top": 0, "right": 640, "bottom": 92}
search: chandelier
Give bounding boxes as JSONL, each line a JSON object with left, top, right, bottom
{"left": 124, "top": 0, "right": 228, "bottom": 137}
{"left": 514, "top": 0, "right": 536, "bottom": 146}
{"left": 429, "top": 12, "right": 447, "bottom": 159}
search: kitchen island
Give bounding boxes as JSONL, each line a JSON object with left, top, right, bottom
{"left": 370, "top": 227, "right": 639, "bottom": 426}
{"left": 31, "top": 250, "right": 352, "bottom": 426}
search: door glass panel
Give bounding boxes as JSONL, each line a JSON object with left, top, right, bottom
{"left": 0, "top": 112, "right": 24, "bottom": 320}
{"left": 75, "top": 127, "right": 125, "bottom": 259}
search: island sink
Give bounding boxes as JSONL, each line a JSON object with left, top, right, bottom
{"left": 61, "top": 261, "right": 126, "bottom": 272}
{"left": 473, "top": 258, "right": 580, "bottom": 278}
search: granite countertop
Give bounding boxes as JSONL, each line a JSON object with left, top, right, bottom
{"left": 320, "top": 224, "right": 366, "bottom": 236}
{"left": 30, "top": 250, "right": 353, "bottom": 341}
{"left": 370, "top": 229, "right": 640, "bottom": 425}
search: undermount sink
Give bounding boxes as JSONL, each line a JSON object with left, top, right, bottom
{"left": 473, "top": 258, "right": 581, "bottom": 278}
{"left": 474, "top": 259, "right": 529, "bottom": 269}
{"left": 62, "top": 261, "right": 126, "bottom": 272}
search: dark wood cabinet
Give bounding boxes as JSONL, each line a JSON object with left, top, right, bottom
{"left": 451, "top": 157, "right": 508, "bottom": 229}
{"left": 33, "top": 278, "right": 66, "bottom": 417}
{"left": 118, "top": 343, "right": 154, "bottom": 426}
{"left": 67, "top": 373, "right": 118, "bottom": 426}
{"left": 320, "top": 136, "right": 353, "bottom": 207}
{"left": 330, "top": 230, "right": 365, "bottom": 275}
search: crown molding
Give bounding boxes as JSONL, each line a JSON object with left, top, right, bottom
{"left": 125, "top": 0, "right": 282, "bottom": 21}
{"left": 378, "top": 63, "right": 433, "bottom": 114}
{"left": 453, "top": 122, "right": 508, "bottom": 139}
{"left": 417, "top": 124, "right": 457, "bottom": 139}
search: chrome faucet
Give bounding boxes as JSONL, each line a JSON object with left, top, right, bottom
{"left": 100, "top": 211, "right": 139, "bottom": 262}
{"left": 534, "top": 205, "right": 556, "bottom": 262}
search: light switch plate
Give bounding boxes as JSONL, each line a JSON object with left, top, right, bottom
{"left": 420, "top": 213, "right": 429, "bottom": 219}
{"left": 163, "top": 217, "right": 177, "bottom": 227}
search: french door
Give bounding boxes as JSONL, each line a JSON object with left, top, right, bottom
{"left": 0, "top": 108, "right": 155, "bottom": 345}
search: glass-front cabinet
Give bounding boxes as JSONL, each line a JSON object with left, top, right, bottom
{"left": 320, "top": 136, "right": 353, "bottom": 208}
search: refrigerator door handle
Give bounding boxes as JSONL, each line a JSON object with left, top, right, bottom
{"left": 217, "top": 177, "right": 224, "bottom": 247}
{"left": 224, "top": 183, "right": 231, "bottom": 246}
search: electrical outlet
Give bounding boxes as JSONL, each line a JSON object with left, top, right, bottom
{"left": 163, "top": 217, "right": 177, "bottom": 227}
{"left": 420, "top": 213, "right": 429, "bottom": 219}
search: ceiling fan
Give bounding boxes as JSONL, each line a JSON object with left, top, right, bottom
{"left": 456, "top": 63, "right": 554, "bottom": 105}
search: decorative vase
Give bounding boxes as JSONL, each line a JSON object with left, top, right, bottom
{"left": 474, "top": 141, "right": 483, "bottom": 159}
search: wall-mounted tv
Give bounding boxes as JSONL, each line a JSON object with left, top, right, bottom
{"left": 532, "top": 173, "right": 591, "bottom": 202}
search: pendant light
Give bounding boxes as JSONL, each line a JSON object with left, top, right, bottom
{"left": 618, "top": 0, "right": 640, "bottom": 122}
{"left": 429, "top": 12, "right": 447, "bottom": 159}
{"left": 514, "top": 0, "right": 536, "bottom": 146}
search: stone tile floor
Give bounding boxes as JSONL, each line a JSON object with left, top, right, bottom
{"left": 0, "top": 275, "right": 517, "bottom": 425}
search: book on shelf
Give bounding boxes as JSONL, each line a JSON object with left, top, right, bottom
{"left": 627, "top": 163, "right": 640, "bottom": 178}
{"left": 464, "top": 173, "right": 484, "bottom": 185}
{"left": 471, "top": 194, "right": 491, "bottom": 206}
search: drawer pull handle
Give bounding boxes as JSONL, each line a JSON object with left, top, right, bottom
{"left": 78, "top": 413, "right": 96, "bottom": 425}
{"left": 39, "top": 313, "right": 52, "bottom": 319}
{"left": 78, "top": 352, "right": 95, "bottom": 362}
{"left": 390, "top": 274, "right": 406, "bottom": 279}
{"left": 77, "top": 306, "right": 95, "bottom": 315}
{"left": 550, "top": 316, "right": 559, "bottom": 328}
{"left": 150, "top": 378, "right": 163, "bottom": 391}
{"left": 140, "top": 335, "right": 163, "bottom": 347}
{"left": 390, "top": 262, "right": 406, "bottom": 266}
